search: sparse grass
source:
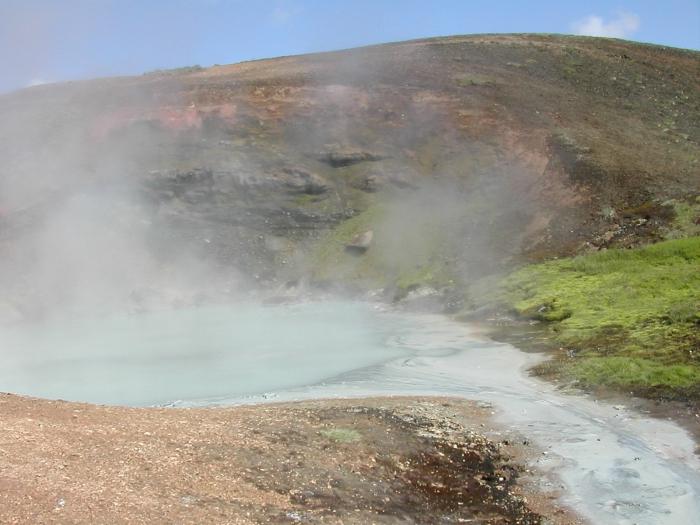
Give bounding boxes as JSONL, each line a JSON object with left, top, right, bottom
{"left": 501, "top": 237, "right": 700, "bottom": 394}
{"left": 394, "top": 262, "right": 455, "bottom": 300}
{"left": 308, "top": 198, "right": 459, "bottom": 295}
{"left": 664, "top": 196, "right": 700, "bottom": 239}
{"left": 293, "top": 193, "right": 323, "bottom": 207}
{"left": 308, "top": 202, "right": 387, "bottom": 285}
{"left": 320, "top": 428, "right": 361, "bottom": 443}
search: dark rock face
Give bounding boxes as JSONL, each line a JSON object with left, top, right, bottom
{"left": 317, "top": 149, "right": 386, "bottom": 167}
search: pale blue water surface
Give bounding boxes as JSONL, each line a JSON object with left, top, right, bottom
{"left": 0, "top": 301, "right": 411, "bottom": 406}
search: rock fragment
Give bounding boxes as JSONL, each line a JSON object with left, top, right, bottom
{"left": 345, "top": 230, "right": 373, "bottom": 255}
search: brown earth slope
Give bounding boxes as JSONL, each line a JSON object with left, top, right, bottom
{"left": 0, "top": 34, "right": 698, "bottom": 316}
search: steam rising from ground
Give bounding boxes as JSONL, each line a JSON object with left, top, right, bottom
{"left": 372, "top": 175, "right": 534, "bottom": 279}
{"left": 0, "top": 78, "right": 244, "bottom": 322}
{"left": 0, "top": 45, "right": 544, "bottom": 323}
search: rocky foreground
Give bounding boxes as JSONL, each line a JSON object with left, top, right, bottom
{"left": 0, "top": 395, "right": 580, "bottom": 524}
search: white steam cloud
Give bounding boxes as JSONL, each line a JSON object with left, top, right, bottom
{"left": 572, "top": 12, "right": 640, "bottom": 39}
{"left": 26, "top": 79, "right": 50, "bottom": 87}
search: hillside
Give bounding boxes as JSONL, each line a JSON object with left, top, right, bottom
{"left": 0, "top": 34, "right": 698, "bottom": 398}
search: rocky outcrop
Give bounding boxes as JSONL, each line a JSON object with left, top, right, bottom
{"left": 274, "top": 167, "right": 328, "bottom": 195}
{"left": 317, "top": 149, "right": 386, "bottom": 168}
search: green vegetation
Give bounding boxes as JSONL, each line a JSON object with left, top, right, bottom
{"left": 320, "top": 428, "right": 361, "bottom": 443}
{"left": 573, "top": 357, "right": 700, "bottom": 389}
{"left": 308, "top": 199, "right": 458, "bottom": 295}
{"left": 664, "top": 196, "right": 700, "bottom": 239}
{"left": 395, "top": 263, "right": 453, "bottom": 296}
{"left": 293, "top": 193, "right": 323, "bottom": 207}
{"left": 501, "top": 237, "right": 700, "bottom": 395}
{"left": 309, "top": 203, "right": 387, "bottom": 286}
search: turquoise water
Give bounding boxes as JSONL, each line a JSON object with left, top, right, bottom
{"left": 0, "top": 301, "right": 411, "bottom": 406}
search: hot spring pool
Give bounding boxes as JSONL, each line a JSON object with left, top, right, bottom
{"left": 1, "top": 300, "right": 699, "bottom": 524}
{"left": 0, "top": 301, "right": 418, "bottom": 406}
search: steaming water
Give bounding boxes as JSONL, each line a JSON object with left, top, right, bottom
{"left": 0, "top": 302, "right": 408, "bottom": 406}
{"left": 1, "top": 301, "right": 698, "bottom": 524}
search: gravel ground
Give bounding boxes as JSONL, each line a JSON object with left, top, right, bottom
{"left": 0, "top": 394, "right": 582, "bottom": 524}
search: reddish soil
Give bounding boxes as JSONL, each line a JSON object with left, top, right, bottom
{"left": 0, "top": 394, "right": 582, "bottom": 524}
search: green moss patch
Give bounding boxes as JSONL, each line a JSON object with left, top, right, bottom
{"left": 320, "top": 428, "right": 361, "bottom": 443}
{"left": 501, "top": 236, "right": 700, "bottom": 394}
{"left": 572, "top": 357, "right": 700, "bottom": 389}
{"left": 395, "top": 264, "right": 453, "bottom": 294}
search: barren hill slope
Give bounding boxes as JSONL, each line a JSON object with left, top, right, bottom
{"left": 0, "top": 34, "right": 698, "bottom": 313}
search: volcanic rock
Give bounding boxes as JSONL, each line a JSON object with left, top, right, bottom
{"left": 276, "top": 167, "right": 328, "bottom": 195}
{"left": 318, "top": 149, "right": 386, "bottom": 167}
{"left": 345, "top": 230, "right": 374, "bottom": 255}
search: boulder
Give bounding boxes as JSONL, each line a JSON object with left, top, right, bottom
{"left": 277, "top": 167, "right": 328, "bottom": 195}
{"left": 350, "top": 173, "right": 379, "bottom": 193}
{"left": 345, "top": 230, "right": 373, "bottom": 255}
{"left": 318, "top": 149, "right": 385, "bottom": 167}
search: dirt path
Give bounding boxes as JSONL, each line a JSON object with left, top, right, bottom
{"left": 0, "top": 394, "right": 580, "bottom": 524}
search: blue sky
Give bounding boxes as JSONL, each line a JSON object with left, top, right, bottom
{"left": 1, "top": 0, "right": 698, "bottom": 93}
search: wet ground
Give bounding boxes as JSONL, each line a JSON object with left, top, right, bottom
{"left": 185, "top": 307, "right": 700, "bottom": 525}
{"left": 0, "top": 395, "right": 577, "bottom": 524}
{"left": 486, "top": 321, "right": 700, "bottom": 445}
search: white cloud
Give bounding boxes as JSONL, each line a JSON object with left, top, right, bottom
{"left": 26, "top": 78, "right": 49, "bottom": 87}
{"left": 270, "top": 2, "right": 301, "bottom": 25}
{"left": 572, "top": 12, "right": 640, "bottom": 38}
{"left": 271, "top": 6, "right": 292, "bottom": 24}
